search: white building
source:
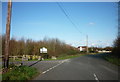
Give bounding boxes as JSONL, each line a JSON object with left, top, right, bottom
{"left": 78, "top": 46, "right": 87, "bottom": 51}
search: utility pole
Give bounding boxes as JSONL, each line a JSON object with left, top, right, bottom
{"left": 86, "top": 35, "right": 88, "bottom": 53}
{"left": 4, "top": 0, "right": 12, "bottom": 69}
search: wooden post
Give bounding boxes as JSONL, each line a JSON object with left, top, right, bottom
{"left": 4, "top": 0, "right": 12, "bottom": 69}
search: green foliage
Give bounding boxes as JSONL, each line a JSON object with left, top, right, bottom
{"left": 2, "top": 66, "right": 38, "bottom": 80}
{"left": 8, "top": 63, "right": 17, "bottom": 68}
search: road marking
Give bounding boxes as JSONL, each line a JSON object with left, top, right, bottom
{"left": 93, "top": 73, "right": 99, "bottom": 82}
{"left": 42, "top": 59, "right": 68, "bottom": 74}
{"left": 42, "top": 71, "right": 46, "bottom": 74}
{"left": 49, "top": 68, "right": 52, "bottom": 70}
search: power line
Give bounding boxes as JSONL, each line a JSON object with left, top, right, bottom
{"left": 57, "top": 2, "right": 89, "bottom": 51}
{"left": 56, "top": 2, "right": 85, "bottom": 36}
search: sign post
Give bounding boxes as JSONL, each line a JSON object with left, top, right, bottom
{"left": 40, "top": 47, "right": 47, "bottom": 60}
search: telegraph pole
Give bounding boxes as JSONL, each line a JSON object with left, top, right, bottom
{"left": 86, "top": 35, "right": 88, "bottom": 53}
{"left": 4, "top": 0, "right": 12, "bottom": 69}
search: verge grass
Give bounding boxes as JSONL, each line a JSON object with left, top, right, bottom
{"left": 44, "top": 54, "right": 86, "bottom": 61}
{"left": 2, "top": 65, "right": 38, "bottom": 80}
{"left": 101, "top": 53, "right": 120, "bottom": 66}
{"left": 103, "top": 56, "right": 120, "bottom": 66}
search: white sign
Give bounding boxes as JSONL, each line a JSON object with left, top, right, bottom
{"left": 40, "top": 47, "right": 47, "bottom": 53}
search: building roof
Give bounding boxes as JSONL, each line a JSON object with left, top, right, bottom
{"left": 78, "top": 46, "right": 87, "bottom": 48}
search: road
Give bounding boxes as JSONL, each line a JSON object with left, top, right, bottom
{"left": 33, "top": 53, "right": 118, "bottom": 80}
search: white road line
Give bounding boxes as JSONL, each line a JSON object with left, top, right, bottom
{"left": 49, "top": 68, "right": 52, "bottom": 70}
{"left": 42, "top": 71, "right": 46, "bottom": 74}
{"left": 93, "top": 73, "right": 99, "bottom": 82}
{"left": 46, "top": 69, "right": 50, "bottom": 72}
{"left": 41, "top": 60, "right": 67, "bottom": 74}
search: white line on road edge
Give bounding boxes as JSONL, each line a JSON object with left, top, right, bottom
{"left": 42, "top": 59, "right": 68, "bottom": 74}
{"left": 93, "top": 73, "right": 99, "bottom": 82}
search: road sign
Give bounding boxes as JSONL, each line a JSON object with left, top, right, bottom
{"left": 40, "top": 47, "right": 47, "bottom": 53}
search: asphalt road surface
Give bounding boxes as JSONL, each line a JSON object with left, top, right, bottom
{"left": 33, "top": 53, "right": 118, "bottom": 80}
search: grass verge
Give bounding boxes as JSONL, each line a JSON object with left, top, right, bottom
{"left": 2, "top": 65, "right": 38, "bottom": 80}
{"left": 44, "top": 54, "right": 85, "bottom": 61}
{"left": 102, "top": 53, "right": 120, "bottom": 66}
